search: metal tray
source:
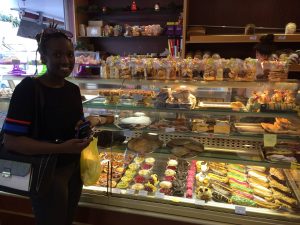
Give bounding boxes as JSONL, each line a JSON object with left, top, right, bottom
{"left": 198, "top": 102, "right": 232, "bottom": 109}
{"left": 234, "top": 123, "right": 265, "bottom": 134}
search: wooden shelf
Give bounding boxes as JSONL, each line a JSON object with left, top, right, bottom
{"left": 187, "top": 34, "right": 300, "bottom": 44}
{"left": 86, "top": 8, "right": 182, "bottom": 18}
{"left": 78, "top": 35, "right": 170, "bottom": 39}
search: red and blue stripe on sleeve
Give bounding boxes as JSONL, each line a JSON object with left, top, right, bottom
{"left": 3, "top": 117, "right": 31, "bottom": 135}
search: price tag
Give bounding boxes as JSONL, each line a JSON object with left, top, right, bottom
{"left": 113, "top": 188, "right": 121, "bottom": 194}
{"left": 263, "top": 134, "right": 277, "bottom": 147}
{"left": 249, "top": 35, "right": 257, "bottom": 41}
{"left": 291, "top": 162, "right": 300, "bottom": 170}
{"left": 278, "top": 35, "right": 286, "bottom": 40}
{"left": 165, "top": 127, "right": 175, "bottom": 133}
{"left": 138, "top": 190, "right": 148, "bottom": 196}
{"left": 194, "top": 199, "right": 204, "bottom": 205}
{"left": 123, "top": 130, "right": 134, "bottom": 138}
{"left": 155, "top": 192, "right": 165, "bottom": 199}
{"left": 126, "top": 189, "right": 135, "bottom": 195}
{"left": 235, "top": 206, "right": 246, "bottom": 215}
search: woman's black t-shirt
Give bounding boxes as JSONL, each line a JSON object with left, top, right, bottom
{"left": 3, "top": 77, "right": 84, "bottom": 165}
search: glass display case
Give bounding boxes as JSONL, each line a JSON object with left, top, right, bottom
{"left": 0, "top": 74, "right": 299, "bottom": 225}
{"left": 76, "top": 77, "right": 300, "bottom": 225}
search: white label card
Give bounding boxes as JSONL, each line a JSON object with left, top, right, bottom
{"left": 264, "top": 134, "right": 277, "bottom": 147}
{"left": 249, "top": 35, "right": 257, "bottom": 40}
{"left": 235, "top": 206, "right": 246, "bottom": 215}
{"left": 126, "top": 189, "right": 135, "bottom": 195}
{"left": 194, "top": 199, "right": 204, "bottom": 205}
{"left": 165, "top": 127, "right": 175, "bottom": 133}
{"left": 113, "top": 188, "right": 121, "bottom": 194}
{"left": 155, "top": 192, "right": 165, "bottom": 199}
{"left": 138, "top": 190, "right": 148, "bottom": 196}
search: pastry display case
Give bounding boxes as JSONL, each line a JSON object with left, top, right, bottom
{"left": 77, "top": 76, "right": 300, "bottom": 225}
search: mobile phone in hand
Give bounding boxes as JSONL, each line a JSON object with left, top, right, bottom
{"left": 76, "top": 121, "right": 91, "bottom": 139}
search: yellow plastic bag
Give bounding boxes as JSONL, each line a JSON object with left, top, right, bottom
{"left": 80, "top": 137, "right": 101, "bottom": 186}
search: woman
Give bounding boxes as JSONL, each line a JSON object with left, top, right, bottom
{"left": 2, "top": 24, "right": 91, "bottom": 225}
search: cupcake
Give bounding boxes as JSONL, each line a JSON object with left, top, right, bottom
{"left": 116, "top": 181, "right": 129, "bottom": 189}
{"left": 125, "top": 169, "right": 136, "bottom": 178}
{"left": 141, "top": 163, "right": 153, "bottom": 170}
{"left": 167, "top": 159, "right": 178, "bottom": 170}
{"left": 164, "top": 176, "right": 175, "bottom": 181}
{"left": 134, "top": 156, "right": 145, "bottom": 164}
{"left": 145, "top": 157, "right": 155, "bottom": 165}
{"left": 159, "top": 188, "right": 173, "bottom": 195}
{"left": 134, "top": 175, "right": 146, "bottom": 183}
{"left": 148, "top": 174, "right": 159, "bottom": 186}
{"left": 165, "top": 169, "right": 176, "bottom": 177}
{"left": 138, "top": 169, "right": 151, "bottom": 177}
{"left": 159, "top": 181, "right": 172, "bottom": 189}
{"left": 121, "top": 176, "right": 133, "bottom": 183}
{"left": 128, "top": 163, "right": 140, "bottom": 171}
{"left": 144, "top": 182, "right": 157, "bottom": 193}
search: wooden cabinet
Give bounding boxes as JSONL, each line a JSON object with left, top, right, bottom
{"left": 182, "top": 0, "right": 300, "bottom": 59}
{"left": 74, "top": 0, "right": 183, "bottom": 56}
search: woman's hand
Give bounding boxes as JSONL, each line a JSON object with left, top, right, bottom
{"left": 59, "top": 138, "right": 92, "bottom": 154}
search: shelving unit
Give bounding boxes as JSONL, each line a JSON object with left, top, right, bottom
{"left": 95, "top": 124, "right": 300, "bottom": 143}
{"left": 84, "top": 100, "right": 299, "bottom": 119}
{"left": 182, "top": 0, "right": 300, "bottom": 59}
{"left": 187, "top": 34, "right": 300, "bottom": 44}
{"left": 67, "top": 77, "right": 300, "bottom": 89}
{"left": 74, "top": 0, "right": 183, "bottom": 55}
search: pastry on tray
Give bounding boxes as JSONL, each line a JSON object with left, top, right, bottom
{"left": 116, "top": 115, "right": 152, "bottom": 129}
{"left": 127, "top": 134, "right": 163, "bottom": 153}
{"left": 261, "top": 117, "right": 300, "bottom": 134}
{"left": 168, "top": 138, "right": 204, "bottom": 158}
{"left": 263, "top": 142, "right": 300, "bottom": 163}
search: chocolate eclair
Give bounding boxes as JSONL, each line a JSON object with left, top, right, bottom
{"left": 211, "top": 181, "right": 232, "bottom": 196}
{"left": 212, "top": 190, "right": 231, "bottom": 203}
{"left": 269, "top": 168, "right": 285, "bottom": 181}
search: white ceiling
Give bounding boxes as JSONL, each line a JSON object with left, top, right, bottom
{"left": 7, "top": 0, "right": 65, "bottom": 21}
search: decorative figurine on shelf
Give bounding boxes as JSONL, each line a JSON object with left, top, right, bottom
{"left": 154, "top": 3, "right": 160, "bottom": 11}
{"left": 244, "top": 23, "right": 256, "bottom": 35}
{"left": 131, "top": 1, "right": 137, "bottom": 11}
{"left": 285, "top": 22, "right": 297, "bottom": 34}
